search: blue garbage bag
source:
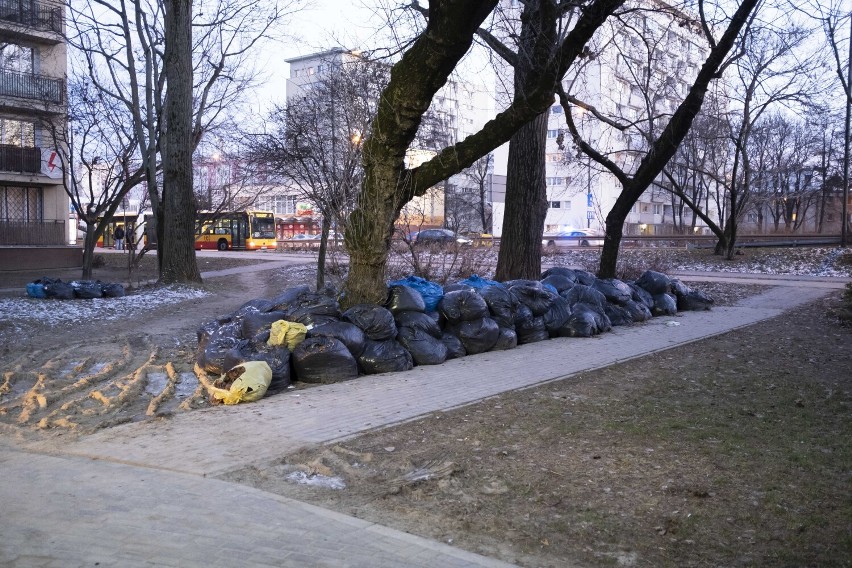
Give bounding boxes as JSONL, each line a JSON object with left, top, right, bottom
{"left": 457, "top": 274, "right": 501, "bottom": 290}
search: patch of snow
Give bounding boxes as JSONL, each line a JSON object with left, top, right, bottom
{"left": 285, "top": 470, "right": 346, "bottom": 490}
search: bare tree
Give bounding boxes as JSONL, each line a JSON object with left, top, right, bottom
{"left": 460, "top": 153, "right": 494, "bottom": 234}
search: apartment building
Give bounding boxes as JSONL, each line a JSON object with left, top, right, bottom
{"left": 0, "top": 0, "right": 72, "bottom": 269}
{"left": 492, "top": 0, "right": 711, "bottom": 237}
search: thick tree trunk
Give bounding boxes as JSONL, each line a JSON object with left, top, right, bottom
{"left": 495, "top": 112, "right": 549, "bottom": 280}
{"left": 316, "top": 216, "right": 330, "bottom": 290}
{"left": 160, "top": 0, "right": 201, "bottom": 284}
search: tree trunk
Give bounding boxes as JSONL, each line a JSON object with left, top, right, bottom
{"left": 495, "top": 112, "right": 549, "bottom": 280}
{"left": 316, "top": 216, "right": 330, "bottom": 290}
{"left": 160, "top": 0, "right": 201, "bottom": 284}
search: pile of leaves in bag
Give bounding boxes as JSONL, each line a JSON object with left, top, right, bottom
{"left": 195, "top": 268, "right": 714, "bottom": 405}
{"left": 26, "top": 277, "right": 125, "bottom": 299}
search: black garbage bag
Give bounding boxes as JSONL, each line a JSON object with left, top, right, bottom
{"left": 72, "top": 280, "right": 103, "bottom": 299}
{"left": 290, "top": 313, "right": 340, "bottom": 328}
{"left": 511, "top": 283, "right": 557, "bottom": 316}
{"left": 42, "top": 279, "right": 75, "bottom": 300}
{"left": 560, "top": 309, "right": 599, "bottom": 338}
{"left": 652, "top": 293, "right": 678, "bottom": 316}
{"left": 623, "top": 299, "right": 652, "bottom": 322}
{"left": 515, "top": 303, "right": 549, "bottom": 344}
{"left": 440, "top": 332, "right": 467, "bottom": 359}
{"left": 636, "top": 270, "right": 672, "bottom": 295}
{"left": 540, "top": 266, "right": 577, "bottom": 281}
{"left": 270, "top": 285, "right": 312, "bottom": 311}
{"left": 386, "top": 285, "right": 426, "bottom": 314}
{"left": 446, "top": 317, "right": 500, "bottom": 354}
{"left": 561, "top": 284, "right": 607, "bottom": 310}
{"left": 568, "top": 269, "right": 597, "bottom": 287}
{"left": 236, "top": 298, "right": 275, "bottom": 315}
{"left": 358, "top": 339, "right": 414, "bottom": 374}
{"left": 543, "top": 296, "right": 573, "bottom": 336}
{"left": 477, "top": 285, "right": 518, "bottom": 329}
{"left": 101, "top": 282, "right": 126, "bottom": 298}
{"left": 592, "top": 278, "right": 632, "bottom": 305}
{"left": 442, "top": 283, "right": 473, "bottom": 293}
{"left": 573, "top": 302, "right": 612, "bottom": 333}
{"left": 503, "top": 279, "right": 541, "bottom": 290}
{"left": 292, "top": 336, "right": 359, "bottom": 383}
{"left": 492, "top": 327, "right": 518, "bottom": 351}
{"left": 196, "top": 317, "right": 236, "bottom": 349}
{"left": 604, "top": 302, "right": 634, "bottom": 326}
{"left": 197, "top": 327, "right": 242, "bottom": 375}
{"left": 540, "top": 274, "right": 575, "bottom": 294}
{"left": 284, "top": 292, "right": 340, "bottom": 321}
{"left": 670, "top": 278, "right": 691, "bottom": 297}
{"left": 307, "top": 321, "right": 367, "bottom": 358}
{"left": 678, "top": 289, "right": 714, "bottom": 311}
{"left": 342, "top": 304, "right": 398, "bottom": 341}
{"left": 397, "top": 327, "right": 448, "bottom": 365}
{"left": 238, "top": 311, "right": 287, "bottom": 339}
{"left": 394, "top": 310, "right": 442, "bottom": 338}
{"left": 627, "top": 282, "right": 655, "bottom": 310}
{"left": 438, "top": 290, "right": 489, "bottom": 324}
{"left": 224, "top": 340, "right": 292, "bottom": 387}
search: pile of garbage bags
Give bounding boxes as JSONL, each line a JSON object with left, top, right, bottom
{"left": 195, "top": 269, "right": 713, "bottom": 403}
{"left": 26, "top": 277, "right": 126, "bottom": 299}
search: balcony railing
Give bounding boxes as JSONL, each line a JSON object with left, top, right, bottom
{"left": 0, "top": 144, "right": 41, "bottom": 173}
{"left": 0, "top": 68, "right": 64, "bottom": 104}
{"left": 0, "top": 0, "right": 62, "bottom": 34}
{"left": 0, "top": 219, "right": 65, "bottom": 245}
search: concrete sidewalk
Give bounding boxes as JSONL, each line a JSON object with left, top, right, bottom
{"left": 3, "top": 281, "right": 844, "bottom": 567}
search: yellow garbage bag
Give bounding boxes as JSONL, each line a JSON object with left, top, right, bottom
{"left": 268, "top": 320, "right": 307, "bottom": 350}
{"left": 208, "top": 360, "right": 273, "bottom": 405}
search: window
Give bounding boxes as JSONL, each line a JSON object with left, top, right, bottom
{"left": 550, "top": 105, "right": 563, "bottom": 115}
{"left": 653, "top": 204, "right": 663, "bottom": 215}
{"left": 547, "top": 129, "right": 562, "bottom": 138}
{"left": 0, "top": 119, "right": 35, "bottom": 147}
{"left": 546, "top": 176, "right": 563, "bottom": 185}
{"left": 550, "top": 201, "right": 561, "bottom": 208}
{"left": 564, "top": 200, "right": 572, "bottom": 210}
{"left": 0, "top": 186, "right": 43, "bottom": 221}
{"left": 0, "top": 44, "right": 34, "bottom": 73}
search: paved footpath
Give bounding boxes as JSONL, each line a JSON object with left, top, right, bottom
{"left": 2, "top": 276, "right": 847, "bottom": 567}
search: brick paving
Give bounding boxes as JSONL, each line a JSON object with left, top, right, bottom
{"left": 2, "top": 276, "right": 846, "bottom": 567}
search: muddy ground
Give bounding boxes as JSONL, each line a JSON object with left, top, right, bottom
{"left": 0, "top": 250, "right": 849, "bottom": 567}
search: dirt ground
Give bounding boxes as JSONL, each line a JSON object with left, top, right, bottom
{"left": 1, "top": 250, "right": 850, "bottom": 567}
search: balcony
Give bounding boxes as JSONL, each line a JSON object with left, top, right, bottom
{"left": 0, "top": 0, "right": 62, "bottom": 34}
{"left": 0, "top": 144, "right": 41, "bottom": 174}
{"left": 0, "top": 69, "right": 64, "bottom": 105}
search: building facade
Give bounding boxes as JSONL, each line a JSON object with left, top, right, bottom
{"left": 0, "top": 0, "right": 71, "bottom": 268}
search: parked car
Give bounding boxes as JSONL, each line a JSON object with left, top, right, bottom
{"left": 415, "top": 228, "right": 473, "bottom": 247}
{"left": 542, "top": 229, "right": 604, "bottom": 247}
{"left": 288, "top": 233, "right": 316, "bottom": 241}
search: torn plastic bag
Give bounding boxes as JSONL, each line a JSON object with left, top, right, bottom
{"left": 440, "top": 332, "right": 467, "bottom": 359}
{"left": 208, "top": 360, "right": 273, "bottom": 405}
{"left": 358, "top": 339, "right": 414, "bottom": 374}
{"left": 540, "top": 274, "right": 575, "bottom": 294}
{"left": 543, "top": 296, "right": 573, "bottom": 336}
{"left": 477, "top": 285, "right": 518, "bottom": 329}
{"left": 292, "top": 336, "right": 359, "bottom": 383}
{"left": 387, "top": 276, "right": 443, "bottom": 312}
{"left": 457, "top": 274, "right": 501, "bottom": 289}
{"left": 386, "top": 285, "right": 426, "bottom": 314}
{"left": 71, "top": 280, "right": 103, "bottom": 299}
{"left": 636, "top": 270, "right": 672, "bottom": 295}
{"left": 446, "top": 317, "right": 499, "bottom": 355}
{"left": 270, "top": 285, "right": 312, "bottom": 311}
{"left": 397, "top": 327, "right": 448, "bottom": 365}
{"left": 492, "top": 327, "right": 518, "bottom": 351}
{"left": 394, "top": 310, "right": 442, "bottom": 338}
{"left": 604, "top": 302, "right": 634, "bottom": 326}
{"left": 678, "top": 289, "right": 714, "bottom": 311}
{"left": 101, "top": 282, "right": 125, "bottom": 298}
{"left": 236, "top": 298, "right": 275, "bottom": 315}
{"left": 307, "top": 320, "right": 367, "bottom": 358}
{"left": 510, "top": 283, "right": 557, "bottom": 317}
{"left": 342, "top": 304, "right": 398, "bottom": 341}
{"left": 624, "top": 299, "right": 652, "bottom": 322}
{"left": 238, "top": 311, "right": 287, "bottom": 339}
{"left": 224, "top": 340, "right": 291, "bottom": 386}
{"left": 592, "top": 278, "right": 632, "bottom": 305}
{"left": 627, "top": 282, "right": 655, "bottom": 310}
{"left": 268, "top": 320, "right": 307, "bottom": 350}
{"left": 561, "top": 284, "right": 607, "bottom": 310}
{"left": 438, "top": 290, "right": 489, "bottom": 324}
{"left": 652, "top": 293, "right": 678, "bottom": 316}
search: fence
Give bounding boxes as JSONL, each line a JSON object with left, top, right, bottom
{"left": 0, "top": 0, "right": 62, "bottom": 33}
{"left": 0, "top": 144, "right": 40, "bottom": 173}
{"left": 0, "top": 220, "right": 65, "bottom": 245}
{"left": 0, "top": 69, "right": 64, "bottom": 105}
